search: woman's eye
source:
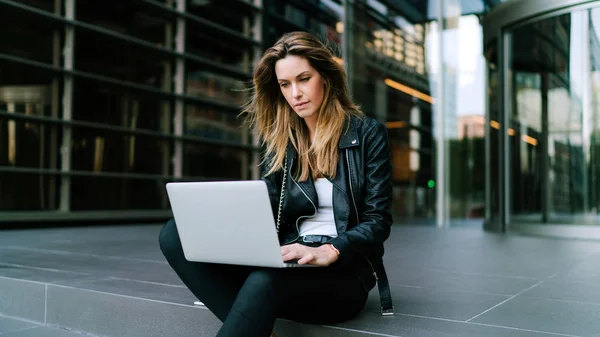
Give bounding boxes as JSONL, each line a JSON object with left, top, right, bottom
{"left": 280, "top": 83, "right": 289, "bottom": 88}
{"left": 300, "top": 77, "right": 310, "bottom": 82}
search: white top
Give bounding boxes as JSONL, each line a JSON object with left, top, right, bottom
{"left": 298, "top": 178, "right": 338, "bottom": 237}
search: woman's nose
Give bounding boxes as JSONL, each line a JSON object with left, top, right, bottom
{"left": 292, "top": 84, "right": 302, "bottom": 99}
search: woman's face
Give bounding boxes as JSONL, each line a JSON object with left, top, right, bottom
{"left": 275, "top": 55, "right": 325, "bottom": 126}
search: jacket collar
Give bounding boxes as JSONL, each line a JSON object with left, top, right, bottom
{"left": 338, "top": 116, "right": 360, "bottom": 149}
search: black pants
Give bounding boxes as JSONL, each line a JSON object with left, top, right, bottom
{"left": 159, "top": 219, "right": 368, "bottom": 337}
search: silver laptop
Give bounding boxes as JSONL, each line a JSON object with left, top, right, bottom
{"left": 166, "top": 180, "right": 316, "bottom": 268}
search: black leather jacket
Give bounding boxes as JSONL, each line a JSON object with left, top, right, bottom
{"left": 262, "top": 115, "right": 393, "bottom": 291}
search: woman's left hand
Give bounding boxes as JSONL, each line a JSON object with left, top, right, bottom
{"left": 281, "top": 243, "right": 339, "bottom": 266}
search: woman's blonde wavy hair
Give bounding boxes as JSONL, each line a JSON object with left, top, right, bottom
{"left": 243, "top": 31, "right": 362, "bottom": 181}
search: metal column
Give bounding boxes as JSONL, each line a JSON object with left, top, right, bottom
{"left": 173, "top": 0, "right": 186, "bottom": 178}
{"left": 59, "top": 0, "right": 75, "bottom": 211}
{"left": 435, "top": 0, "right": 446, "bottom": 227}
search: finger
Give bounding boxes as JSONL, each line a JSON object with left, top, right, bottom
{"left": 281, "top": 243, "right": 301, "bottom": 253}
{"left": 282, "top": 243, "right": 297, "bottom": 252}
{"left": 298, "top": 253, "right": 314, "bottom": 265}
{"left": 282, "top": 251, "right": 298, "bottom": 261}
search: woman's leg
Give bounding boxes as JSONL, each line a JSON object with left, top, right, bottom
{"left": 158, "top": 218, "right": 250, "bottom": 322}
{"left": 217, "top": 267, "right": 369, "bottom": 337}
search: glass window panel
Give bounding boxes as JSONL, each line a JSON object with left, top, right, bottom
{"left": 76, "top": 1, "right": 171, "bottom": 46}
{"left": 185, "top": 104, "right": 248, "bottom": 144}
{"left": 185, "top": 69, "right": 248, "bottom": 107}
{"left": 486, "top": 41, "right": 501, "bottom": 220}
{"left": 441, "top": 15, "right": 486, "bottom": 223}
{"left": 71, "top": 127, "right": 173, "bottom": 176}
{"left": 70, "top": 175, "right": 169, "bottom": 210}
{"left": 0, "top": 5, "right": 59, "bottom": 64}
{"left": 264, "top": 0, "right": 343, "bottom": 53}
{"left": 186, "top": 0, "right": 249, "bottom": 35}
{"left": 72, "top": 78, "right": 172, "bottom": 132}
{"left": 0, "top": 85, "right": 58, "bottom": 130}
{"left": 183, "top": 142, "right": 250, "bottom": 180}
{"left": 508, "top": 9, "right": 599, "bottom": 225}
{"left": 590, "top": 8, "right": 600, "bottom": 216}
{"left": 0, "top": 171, "right": 61, "bottom": 210}
{"left": 0, "top": 63, "right": 59, "bottom": 105}
{"left": 186, "top": 25, "right": 255, "bottom": 74}
{"left": 75, "top": 28, "right": 174, "bottom": 90}
{"left": 17, "top": 0, "right": 56, "bottom": 12}
{"left": 0, "top": 118, "right": 61, "bottom": 170}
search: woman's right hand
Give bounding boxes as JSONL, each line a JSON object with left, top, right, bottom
{"left": 281, "top": 243, "right": 339, "bottom": 266}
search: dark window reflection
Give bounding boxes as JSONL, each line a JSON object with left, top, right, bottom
{"left": 0, "top": 120, "right": 61, "bottom": 210}
{"left": 186, "top": 25, "right": 254, "bottom": 73}
{"left": 71, "top": 127, "right": 172, "bottom": 176}
{"left": 71, "top": 175, "right": 168, "bottom": 210}
{"left": 486, "top": 41, "right": 500, "bottom": 219}
{"left": 185, "top": 105, "right": 245, "bottom": 143}
{"left": 185, "top": 70, "right": 248, "bottom": 106}
{"left": 0, "top": 6, "right": 57, "bottom": 64}
{"left": 263, "top": 0, "right": 343, "bottom": 55}
{"left": 75, "top": 28, "right": 173, "bottom": 90}
{"left": 16, "top": 0, "right": 55, "bottom": 12}
{"left": 183, "top": 142, "right": 247, "bottom": 180}
{"left": 76, "top": 1, "right": 170, "bottom": 46}
{"left": 186, "top": 0, "right": 246, "bottom": 34}
{"left": 0, "top": 172, "right": 60, "bottom": 210}
{"left": 0, "top": 62, "right": 58, "bottom": 98}
{"left": 72, "top": 78, "right": 171, "bottom": 132}
{"left": 0, "top": 118, "right": 60, "bottom": 170}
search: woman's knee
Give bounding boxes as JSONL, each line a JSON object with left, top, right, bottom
{"left": 245, "top": 270, "right": 277, "bottom": 289}
{"left": 242, "top": 269, "right": 284, "bottom": 301}
{"left": 158, "top": 218, "right": 182, "bottom": 258}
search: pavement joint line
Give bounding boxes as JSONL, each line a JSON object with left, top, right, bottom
{"left": 0, "top": 266, "right": 188, "bottom": 289}
{"left": 387, "top": 282, "right": 517, "bottom": 297}
{"left": 0, "top": 325, "right": 41, "bottom": 336}
{"left": 0, "top": 276, "right": 198, "bottom": 309}
{"left": 44, "top": 284, "right": 48, "bottom": 325}
{"left": 0, "top": 262, "right": 90, "bottom": 277}
{"left": 0, "top": 246, "right": 167, "bottom": 264}
{"left": 318, "top": 325, "right": 403, "bottom": 337}
{"left": 393, "top": 313, "right": 582, "bottom": 337}
{"left": 422, "top": 267, "right": 541, "bottom": 280}
{"left": 465, "top": 272, "right": 560, "bottom": 322}
{"left": 47, "top": 283, "right": 206, "bottom": 309}
{"left": 104, "top": 276, "right": 188, "bottom": 288}
{"left": 0, "top": 314, "right": 42, "bottom": 328}
{"left": 0, "top": 275, "right": 51, "bottom": 286}
{"left": 516, "top": 295, "right": 600, "bottom": 307}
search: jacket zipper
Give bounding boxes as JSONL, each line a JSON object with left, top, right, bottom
{"left": 282, "top": 157, "right": 317, "bottom": 245}
{"left": 347, "top": 148, "right": 377, "bottom": 280}
{"left": 346, "top": 149, "right": 360, "bottom": 225}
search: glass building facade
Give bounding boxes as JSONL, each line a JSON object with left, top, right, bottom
{"left": 483, "top": 0, "right": 600, "bottom": 238}
{"left": 0, "top": 0, "right": 504, "bottom": 225}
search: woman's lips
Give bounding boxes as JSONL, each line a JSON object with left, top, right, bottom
{"left": 295, "top": 102, "right": 308, "bottom": 109}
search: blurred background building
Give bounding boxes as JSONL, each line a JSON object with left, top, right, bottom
{"left": 1, "top": 0, "right": 597, "bottom": 237}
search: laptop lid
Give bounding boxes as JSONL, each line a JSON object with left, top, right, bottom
{"left": 166, "top": 180, "right": 287, "bottom": 268}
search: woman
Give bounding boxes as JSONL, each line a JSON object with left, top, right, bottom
{"left": 159, "top": 31, "right": 394, "bottom": 337}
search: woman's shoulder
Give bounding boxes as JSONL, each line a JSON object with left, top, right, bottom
{"left": 349, "top": 114, "right": 386, "bottom": 134}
